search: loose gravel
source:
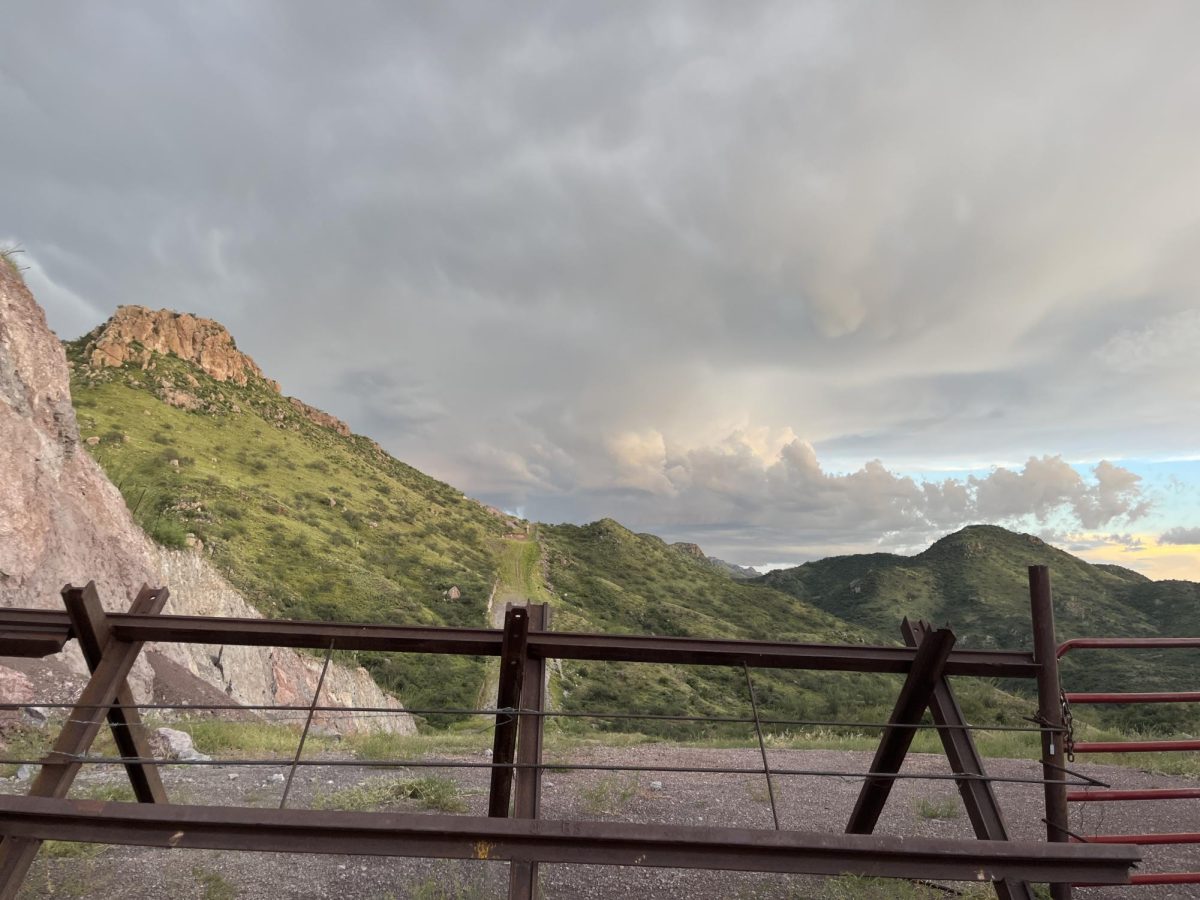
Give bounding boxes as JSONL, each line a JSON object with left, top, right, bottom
{"left": 6, "top": 745, "right": 1199, "bottom": 899}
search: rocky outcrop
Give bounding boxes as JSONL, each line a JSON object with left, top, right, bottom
{"left": 288, "top": 396, "right": 351, "bottom": 436}
{"left": 0, "top": 266, "right": 411, "bottom": 733}
{"left": 81, "top": 305, "right": 279, "bottom": 390}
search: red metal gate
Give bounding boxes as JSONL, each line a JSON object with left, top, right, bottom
{"left": 1058, "top": 636, "right": 1200, "bottom": 888}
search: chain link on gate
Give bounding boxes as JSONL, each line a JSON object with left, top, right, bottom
{"left": 1059, "top": 689, "right": 1076, "bottom": 763}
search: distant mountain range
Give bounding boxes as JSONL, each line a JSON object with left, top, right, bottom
{"left": 64, "top": 305, "right": 1199, "bottom": 735}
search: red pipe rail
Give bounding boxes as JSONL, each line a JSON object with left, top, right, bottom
{"left": 1058, "top": 634, "right": 1200, "bottom": 887}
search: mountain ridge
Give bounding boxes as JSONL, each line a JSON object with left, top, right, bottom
{"left": 60, "top": 300, "right": 1198, "bottom": 735}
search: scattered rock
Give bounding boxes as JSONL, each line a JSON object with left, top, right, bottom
{"left": 150, "top": 727, "right": 211, "bottom": 762}
{"left": 15, "top": 764, "right": 35, "bottom": 781}
{"left": 649, "top": 780, "right": 664, "bottom": 791}
{"left": 445, "top": 586, "right": 462, "bottom": 601}
{"left": 268, "top": 773, "right": 285, "bottom": 784}
{"left": 85, "top": 435, "right": 100, "bottom": 446}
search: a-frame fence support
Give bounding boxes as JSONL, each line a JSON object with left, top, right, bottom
{"left": 902, "top": 619, "right": 1036, "bottom": 900}
{"left": 0, "top": 582, "right": 169, "bottom": 900}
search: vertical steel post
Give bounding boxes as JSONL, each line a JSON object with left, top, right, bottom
{"left": 489, "top": 605, "right": 529, "bottom": 818}
{"left": 1030, "top": 565, "right": 1072, "bottom": 900}
{"left": 509, "top": 603, "right": 550, "bottom": 900}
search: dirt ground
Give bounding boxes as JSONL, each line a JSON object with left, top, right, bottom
{"left": 5, "top": 745, "right": 1199, "bottom": 899}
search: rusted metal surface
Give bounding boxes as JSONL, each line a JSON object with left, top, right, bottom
{"left": 846, "top": 623, "right": 955, "bottom": 836}
{"left": 489, "top": 606, "right": 529, "bottom": 818}
{"left": 0, "top": 796, "right": 1140, "bottom": 884}
{"left": 510, "top": 603, "right": 549, "bottom": 900}
{"left": 0, "top": 569, "right": 1145, "bottom": 898}
{"left": 902, "top": 619, "right": 1034, "bottom": 900}
{"left": 0, "top": 608, "right": 1040, "bottom": 676}
{"left": 0, "top": 582, "right": 169, "bottom": 900}
{"left": 0, "top": 628, "right": 69, "bottom": 657}
{"left": 1029, "top": 565, "right": 1072, "bottom": 900}
{"left": 63, "top": 583, "right": 168, "bottom": 805}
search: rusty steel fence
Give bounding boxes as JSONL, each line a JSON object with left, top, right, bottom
{"left": 0, "top": 566, "right": 1143, "bottom": 898}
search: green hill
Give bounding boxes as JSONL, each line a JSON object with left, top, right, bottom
{"left": 64, "top": 308, "right": 1033, "bottom": 737}
{"left": 760, "top": 525, "right": 1200, "bottom": 733}
{"left": 533, "top": 519, "right": 1027, "bottom": 738}
{"left": 66, "top": 324, "right": 510, "bottom": 717}
{"left": 66, "top": 307, "right": 1194, "bottom": 740}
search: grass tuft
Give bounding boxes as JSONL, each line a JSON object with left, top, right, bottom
{"left": 313, "top": 775, "right": 467, "bottom": 813}
{"left": 914, "top": 795, "right": 960, "bottom": 820}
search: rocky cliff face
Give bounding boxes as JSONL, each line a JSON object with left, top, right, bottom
{"left": 78, "top": 305, "right": 352, "bottom": 435}
{"left": 0, "top": 267, "right": 411, "bottom": 734}
{"left": 81, "top": 306, "right": 277, "bottom": 389}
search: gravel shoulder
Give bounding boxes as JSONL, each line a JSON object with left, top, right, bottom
{"left": 7, "top": 745, "right": 1200, "bottom": 899}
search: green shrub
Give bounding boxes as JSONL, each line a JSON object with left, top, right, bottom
{"left": 147, "top": 516, "right": 189, "bottom": 549}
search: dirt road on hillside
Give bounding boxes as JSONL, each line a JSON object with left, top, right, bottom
{"left": 9, "top": 746, "right": 1198, "bottom": 899}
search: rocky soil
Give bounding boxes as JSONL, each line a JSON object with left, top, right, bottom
{"left": 6, "top": 745, "right": 1198, "bottom": 900}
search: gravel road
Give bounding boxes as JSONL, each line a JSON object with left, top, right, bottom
{"left": 8, "top": 745, "right": 1200, "bottom": 899}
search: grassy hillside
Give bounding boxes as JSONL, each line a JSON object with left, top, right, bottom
{"left": 67, "top": 340, "right": 508, "bottom": 717}
{"left": 538, "top": 520, "right": 1030, "bottom": 739}
{"left": 66, "top": 331, "right": 1032, "bottom": 737}
{"left": 760, "top": 525, "right": 1200, "bottom": 733}
{"left": 66, "top": 316, "right": 1185, "bottom": 741}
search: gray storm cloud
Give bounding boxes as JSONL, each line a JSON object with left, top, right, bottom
{"left": 1, "top": 1, "right": 1196, "bottom": 561}
{"left": 1160, "top": 527, "right": 1200, "bottom": 546}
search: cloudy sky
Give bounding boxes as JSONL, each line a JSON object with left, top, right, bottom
{"left": 3, "top": 2, "right": 1198, "bottom": 577}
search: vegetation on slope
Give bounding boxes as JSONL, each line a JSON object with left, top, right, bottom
{"left": 67, "top": 341, "right": 507, "bottom": 717}
{"left": 65, "top": 320, "right": 1194, "bottom": 741}
{"left": 760, "top": 525, "right": 1200, "bottom": 733}
{"left": 538, "top": 519, "right": 1031, "bottom": 739}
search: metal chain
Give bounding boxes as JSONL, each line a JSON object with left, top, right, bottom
{"left": 1059, "top": 689, "right": 1076, "bottom": 763}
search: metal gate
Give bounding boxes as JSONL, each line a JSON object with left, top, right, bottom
{"left": 1059, "top": 636, "right": 1200, "bottom": 888}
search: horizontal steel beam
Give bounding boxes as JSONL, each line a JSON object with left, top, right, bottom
{"left": 0, "top": 797, "right": 1139, "bottom": 884}
{"left": 0, "top": 609, "right": 1038, "bottom": 676}
{"left": 0, "top": 629, "right": 70, "bottom": 657}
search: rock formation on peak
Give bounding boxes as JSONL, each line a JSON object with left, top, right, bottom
{"left": 0, "top": 265, "right": 411, "bottom": 734}
{"left": 76, "top": 304, "right": 356, "bottom": 437}
{"left": 81, "top": 305, "right": 280, "bottom": 390}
